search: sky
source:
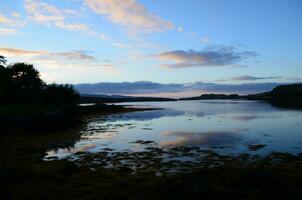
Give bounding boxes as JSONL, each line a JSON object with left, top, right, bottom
{"left": 0, "top": 0, "right": 302, "bottom": 97}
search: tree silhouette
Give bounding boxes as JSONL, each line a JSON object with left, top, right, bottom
{"left": 0, "top": 55, "right": 9, "bottom": 98}
{"left": 0, "top": 55, "right": 6, "bottom": 67}
{"left": 5, "top": 63, "right": 45, "bottom": 104}
{"left": 7, "top": 62, "right": 45, "bottom": 89}
{"left": 45, "top": 84, "right": 79, "bottom": 106}
{"left": 0, "top": 55, "right": 79, "bottom": 106}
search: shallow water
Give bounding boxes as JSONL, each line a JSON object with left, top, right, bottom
{"left": 45, "top": 100, "right": 302, "bottom": 160}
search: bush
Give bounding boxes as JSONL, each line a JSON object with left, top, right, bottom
{"left": 45, "top": 84, "right": 79, "bottom": 106}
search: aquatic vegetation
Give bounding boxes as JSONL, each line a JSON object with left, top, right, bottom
{"left": 247, "top": 144, "right": 267, "bottom": 151}
{"left": 3, "top": 136, "right": 302, "bottom": 200}
{"left": 131, "top": 140, "right": 156, "bottom": 145}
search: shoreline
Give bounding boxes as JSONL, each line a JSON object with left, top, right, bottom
{"left": 1, "top": 97, "right": 301, "bottom": 135}
{"left": 0, "top": 104, "right": 159, "bottom": 134}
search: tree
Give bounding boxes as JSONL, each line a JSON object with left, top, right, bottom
{"left": 0, "top": 55, "right": 9, "bottom": 99}
{"left": 6, "top": 63, "right": 46, "bottom": 104}
{"left": 0, "top": 57, "right": 80, "bottom": 106}
{"left": 45, "top": 84, "right": 79, "bottom": 106}
{"left": 0, "top": 55, "right": 6, "bottom": 67}
{"left": 7, "top": 63, "right": 45, "bottom": 89}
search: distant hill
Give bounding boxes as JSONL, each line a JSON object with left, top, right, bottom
{"left": 179, "top": 84, "right": 302, "bottom": 104}
{"left": 245, "top": 84, "right": 302, "bottom": 109}
{"left": 80, "top": 84, "right": 302, "bottom": 104}
{"left": 247, "top": 84, "right": 302, "bottom": 100}
{"left": 79, "top": 94, "right": 176, "bottom": 104}
{"left": 180, "top": 94, "right": 241, "bottom": 101}
{"left": 81, "top": 94, "right": 137, "bottom": 99}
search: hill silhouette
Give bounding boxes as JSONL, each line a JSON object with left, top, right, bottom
{"left": 180, "top": 84, "right": 302, "bottom": 103}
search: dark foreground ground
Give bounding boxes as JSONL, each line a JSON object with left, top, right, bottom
{"left": 1, "top": 101, "right": 302, "bottom": 200}
{"left": 1, "top": 124, "right": 302, "bottom": 200}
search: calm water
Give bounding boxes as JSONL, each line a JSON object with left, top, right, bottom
{"left": 45, "top": 100, "right": 302, "bottom": 159}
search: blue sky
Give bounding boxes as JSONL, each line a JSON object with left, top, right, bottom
{"left": 0, "top": 0, "right": 302, "bottom": 96}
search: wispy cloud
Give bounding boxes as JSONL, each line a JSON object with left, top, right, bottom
{"left": 156, "top": 45, "right": 257, "bottom": 69}
{"left": 0, "top": 47, "right": 47, "bottom": 56}
{"left": 201, "top": 37, "right": 210, "bottom": 43}
{"left": 44, "top": 51, "right": 97, "bottom": 62}
{"left": 0, "top": 47, "right": 95, "bottom": 61}
{"left": 84, "top": 0, "right": 174, "bottom": 34}
{"left": 0, "top": 47, "right": 117, "bottom": 74}
{"left": 0, "top": 13, "right": 13, "bottom": 24}
{"left": 0, "top": 28, "right": 19, "bottom": 36}
{"left": 0, "top": 12, "right": 25, "bottom": 36}
{"left": 177, "top": 26, "right": 184, "bottom": 32}
{"left": 187, "top": 32, "right": 210, "bottom": 43}
{"left": 0, "top": 13, "right": 25, "bottom": 26}
{"left": 231, "top": 75, "right": 281, "bottom": 81}
{"left": 112, "top": 42, "right": 131, "bottom": 49}
{"left": 24, "top": 0, "right": 92, "bottom": 33}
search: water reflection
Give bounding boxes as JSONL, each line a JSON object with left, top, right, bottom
{"left": 115, "top": 109, "right": 185, "bottom": 121}
{"left": 45, "top": 100, "right": 302, "bottom": 160}
{"left": 160, "top": 130, "right": 247, "bottom": 147}
{"left": 232, "top": 115, "right": 282, "bottom": 121}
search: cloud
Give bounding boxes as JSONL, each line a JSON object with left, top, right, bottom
{"left": 45, "top": 51, "right": 97, "bottom": 62}
{"left": 177, "top": 26, "right": 184, "bottom": 32}
{"left": 0, "top": 47, "right": 117, "bottom": 74}
{"left": 84, "top": 0, "right": 174, "bottom": 34}
{"left": 74, "top": 81, "right": 285, "bottom": 97}
{"left": 231, "top": 75, "right": 281, "bottom": 81}
{"left": 0, "top": 47, "right": 95, "bottom": 62}
{"left": 0, "top": 13, "right": 25, "bottom": 26}
{"left": 76, "top": 81, "right": 184, "bottom": 95}
{"left": 24, "top": 0, "right": 91, "bottom": 32}
{"left": 156, "top": 45, "right": 257, "bottom": 69}
{"left": 0, "top": 13, "right": 14, "bottom": 24}
{"left": 12, "top": 12, "right": 21, "bottom": 18}
{"left": 0, "top": 28, "right": 18, "bottom": 36}
{"left": 201, "top": 37, "right": 210, "bottom": 43}
{"left": 0, "top": 47, "right": 47, "bottom": 56}
{"left": 112, "top": 42, "right": 131, "bottom": 49}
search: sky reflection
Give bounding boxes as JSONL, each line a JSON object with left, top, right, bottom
{"left": 160, "top": 130, "right": 247, "bottom": 148}
{"left": 45, "top": 100, "right": 302, "bottom": 160}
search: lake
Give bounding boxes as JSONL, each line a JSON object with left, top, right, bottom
{"left": 45, "top": 100, "right": 302, "bottom": 160}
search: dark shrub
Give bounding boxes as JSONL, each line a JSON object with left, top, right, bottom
{"left": 5, "top": 62, "right": 46, "bottom": 104}
{"left": 45, "top": 84, "right": 79, "bottom": 106}
{"left": 0, "top": 56, "right": 79, "bottom": 106}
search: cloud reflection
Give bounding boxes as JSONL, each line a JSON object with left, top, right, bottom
{"left": 112, "top": 109, "right": 185, "bottom": 121}
{"left": 160, "top": 131, "right": 246, "bottom": 147}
